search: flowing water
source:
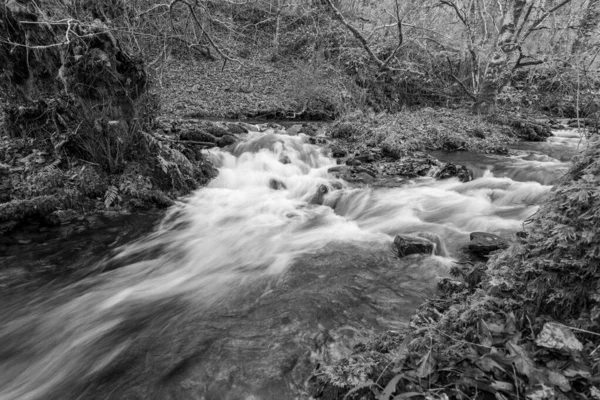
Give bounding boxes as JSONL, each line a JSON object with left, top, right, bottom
{"left": 0, "top": 128, "right": 585, "bottom": 400}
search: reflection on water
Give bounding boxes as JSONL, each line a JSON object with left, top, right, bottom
{"left": 0, "top": 127, "right": 577, "bottom": 400}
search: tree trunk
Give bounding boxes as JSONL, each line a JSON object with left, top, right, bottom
{"left": 473, "top": 0, "right": 526, "bottom": 114}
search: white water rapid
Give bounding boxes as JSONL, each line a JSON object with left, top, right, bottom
{"left": 0, "top": 126, "right": 576, "bottom": 400}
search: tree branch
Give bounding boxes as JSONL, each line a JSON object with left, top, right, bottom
{"left": 323, "top": 0, "right": 402, "bottom": 71}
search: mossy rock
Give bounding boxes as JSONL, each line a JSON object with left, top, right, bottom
{"left": 180, "top": 129, "right": 217, "bottom": 143}
{"left": 330, "top": 123, "right": 358, "bottom": 139}
{"left": 206, "top": 125, "right": 230, "bottom": 138}
{"left": 227, "top": 124, "right": 248, "bottom": 135}
{"left": 217, "top": 135, "right": 236, "bottom": 147}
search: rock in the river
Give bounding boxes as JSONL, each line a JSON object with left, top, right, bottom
{"left": 355, "top": 172, "right": 375, "bottom": 184}
{"left": 286, "top": 125, "right": 303, "bottom": 136}
{"left": 355, "top": 151, "right": 374, "bottom": 163}
{"left": 269, "top": 179, "right": 287, "bottom": 190}
{"left": 468, "top": 232, "right": 509, "bottom": 256}
{"left": 217, "top": 135, "right": 237, "bottom": 147}
{"left": 45, "top": 209, "right": 79, "bottom": 225}
{"left": 393, "top": 235, "right": 434, "bottom": 258}
{"left": 331, "top": 147, "right": 347, "bottom": 158}
{"left": 435, "top": 163, "right": 472, "bottom": 182}
{"left": 346, "top": 158, "right": 362, "bottom": 166}
{"left": 206, "top": 125, "right": 231, "bottom": 138}
{"left": 180, "top": 129, "right": 217, "bottom": 143}
{"left": 227, "top": 124, "right": 248, "bottom": 135}
{"left": 279, "top": 155, "right": 292, "bottom": 164}
{"left": 308, "top": 184, "right": 329, "bottom": 205}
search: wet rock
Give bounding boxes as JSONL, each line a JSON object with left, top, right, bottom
{"left": 227, "top": 124, "right": 248, "bottom": 135}
{"left": 279, "top": 155, "right": 291, "bottom": 164}
{"left": 309, "top": 137, "right": 328, "bottom": 145}
{"left": 308, "top": 184, "right": 329, "bottom": 205}
{"left": 45, "top": 209, "right": 79, "bottom": 226}
{"left": 468, "top": 232, "right": 509, "bottom": 256}
{"left": 269, "top": 179, "right": 287, "bottom": 190}
{"left": 355, "top": 172, "right": 375, "bottom": 184}
{"left": 331, "top": 147, "right": 347, "bottom": 158}
{"left": 387, "top": 156, "right": 438, "bottom": 177}
{"left": 180, "top": 129, "right": 217, "bottom": 143}
{"left": 217, "top": 135, "right": 237, "bottom": 147}
{"left": 354, "top": 167, "right": 376, "bottom": 178}
{"left": 393, "top": 234, "right": 434, "bottom": 258}
{"left": 327, "top": 166, "right": 349, "bottom": 179}
{"left": 567, "top": 119, "right": 586, "bottom": 128}
{"left": 285, "top": 125, "right": 302, "bottom": 136}
{"left": 300, "top": 124, "right": 317, "bottom": 136}
{"left": 355, "top": 151, "right": 374, "bottom": 163}
{"left": 206, "top": 125, "right": 231, "bottom": 138}
{"left": 435, "top": 163, "right": 472, "bottom": 182}
{"left": 346, "top": 158, "right": 362, "bottom": 166}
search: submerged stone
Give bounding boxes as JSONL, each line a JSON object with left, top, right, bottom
{"left": 308, "top": 184, "right": 329, "bottom": 205}
{"left": 468, "top": 232, "right": 509, "bottom": 255}
{"left": 279, "top": 155, "right": 291, "bottom": 164}
{"left": 269, "top": 179, "right": 287, "bottom": 190}
{"left": 393, "top": 234, "right": 434, "bottom": 258}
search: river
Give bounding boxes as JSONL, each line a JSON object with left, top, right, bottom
{"left": 0, "top": 127, "right": 586, "bottom": 400}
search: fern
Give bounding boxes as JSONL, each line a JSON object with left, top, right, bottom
{"left": 104, "top": 185, "right": 119, "bottom": 209}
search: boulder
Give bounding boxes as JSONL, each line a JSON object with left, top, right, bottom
{"left": 285, "top": 125, "right": 303, "bottom": 136}
{"left": 300, "top": 124, "right": 317, "bottom": 136}
{"left": 468, "top": 232, "right": 509, "bottom": 256}
{"left": 217, "top": 135, "right": 237, "bottom": 147}
{"left": 331, "top": 147, "right": 347, "bottom": 158}
{"left": 206, "top": 125, "right": 230, "bottom": 138}
{"left": 354, "top": 167, "right": 376, "bottom": 178}
{"left": 355, "top": 172, "right": 375, "bottom": 184}
{"left": 355, "top": 151, "right": 374, "bottom": 163}
{"left": 308, "top": 184, "right": 329, "bottom": 205}
{"left": 180, "top": 129, "right": 217, "bottom": 143}
{"left": 45, "top": 209, "right": 79, "bottom": 225}
{"left": 393, "top": 235, "right": 434, "bottom": 258}
{"left": 269, "top": 179, "right": 287, "bottom": 190}
{"left": 279, "top": 155, "right": 292, "bottom": 164}
{"left": 227, "top": 124, "right": 248, "bottom": 135}
{"left": 346, "top": 158, "right": 362, "bottom": 166}
{"left": 435, "top": 163, "right": 472, "bottom": 182}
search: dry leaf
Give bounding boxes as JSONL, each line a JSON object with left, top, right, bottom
{"left": 535, "top": 323, "right": 583, "bottom": 353}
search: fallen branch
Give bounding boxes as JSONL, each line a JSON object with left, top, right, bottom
{"left": 143, "top": 130, "right": 215, "bottom": 147}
